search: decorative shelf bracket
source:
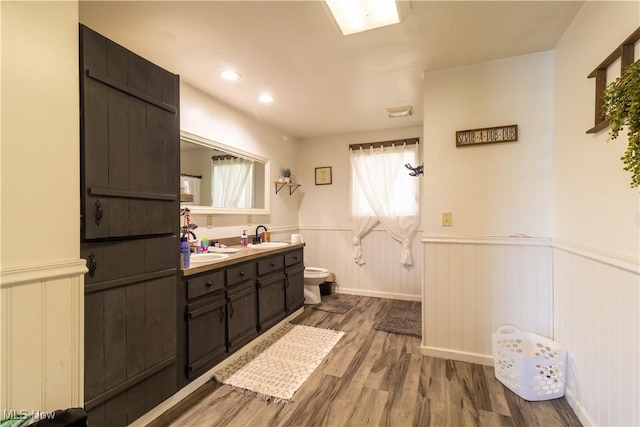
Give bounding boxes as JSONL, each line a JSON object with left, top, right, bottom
{"left": 274, "top": 182, "right": 301, "bottom": 195}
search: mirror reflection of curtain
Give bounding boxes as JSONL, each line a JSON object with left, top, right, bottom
{"left": 211, "top": 158, "right": 254, "bottom": 208}
{"left": 180, "top": 176, "right": 201, "bottom": 205}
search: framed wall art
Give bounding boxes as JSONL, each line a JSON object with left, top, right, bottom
{"left": 315, "top": 166, "right": 332, "bottom": 185}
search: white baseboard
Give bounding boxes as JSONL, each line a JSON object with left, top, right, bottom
{"left": 419, "top": 345, "right": 494, "bottom": 366}
{"left": 129, "top": 308, "right": 304, "bottom": 427}
{"left": 337, "top": 287, "right": 421, "bottom": 302}
{"left": 563, "top": 386, "right": 596, "bottom": 427}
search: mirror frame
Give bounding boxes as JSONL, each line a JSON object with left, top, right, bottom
{"left": 180, "top": 130, "right": 271, "bottom": 215}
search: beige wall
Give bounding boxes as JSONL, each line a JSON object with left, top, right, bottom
{"left": 423, "top": 51, "right": 554, "bottom": 237}
{"left": 1, "top": 0, "right": 85, "bottom": 414}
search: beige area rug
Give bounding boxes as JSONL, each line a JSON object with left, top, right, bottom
{"left": 312, "top": 293, "right": 359, "bottom": 314}
{"left": 373, "top": 302, "right": 422, "bottom": 338}
{"left": 213, "top": 322, "right": 344, "bottom": 403}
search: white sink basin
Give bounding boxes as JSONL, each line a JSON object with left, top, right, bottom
{"left": 246, "top": 242, "right": 289, "bottom": 249}
{"left": 190, "top": 252, "right": 229, "bottom": 266}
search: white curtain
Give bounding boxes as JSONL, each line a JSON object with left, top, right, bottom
{"left": 351, "top": 143, "right": 420, "bottom": 266}
{"left": 211, "top": 158, "right": 254, "bottom": 208}
{"left": 180, "top": 176, "right": 201, "bottom": 205}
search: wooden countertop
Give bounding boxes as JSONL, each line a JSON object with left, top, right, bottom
{"left": 182, "top": 242, "right": 305, "bottom": 277}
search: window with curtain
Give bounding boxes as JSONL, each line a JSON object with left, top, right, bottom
{"left": 350, "top": 142, "right": 420, "bottom": 266}
{"left": 211, "top": 158, "right": 254, "bottom": 208}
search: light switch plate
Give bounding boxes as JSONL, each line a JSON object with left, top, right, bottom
{"left": 442, "top": 212, "right": 452, "bottom": 227}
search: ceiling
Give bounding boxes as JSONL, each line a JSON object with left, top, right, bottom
{"left": 79, "top": 1, "right": 583, "bottom": 140}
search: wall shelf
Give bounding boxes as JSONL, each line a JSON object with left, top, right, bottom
{"left": 274, "top": 182, "right": 301, "bottom": 195}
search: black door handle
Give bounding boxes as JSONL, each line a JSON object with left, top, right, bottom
{"left": 94, "top": 199, "right": 103, "bottom": 226}
{"left": 87, "top": 252, "right": 97, "bottom": 278}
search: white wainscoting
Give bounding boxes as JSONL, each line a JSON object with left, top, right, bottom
{"left": 1, "top": 259, "right": 86, "bottom": 414}
{"left": 298, "top": 226, "right": 422, "bottom": 301}
{"left": 552, "top": 239, "right": 639, "bottom": 427}
{"left": 421, "top": 235, "right": 553, "bottom": 365}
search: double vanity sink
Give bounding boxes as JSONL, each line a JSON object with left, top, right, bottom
{"left": 186, "top": 241, "right": 295, "bottom": 270}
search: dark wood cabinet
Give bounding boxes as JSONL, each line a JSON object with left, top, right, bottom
{"left": 227, "top": 279, "right": 258, "bottom": 353}
{"left": 80, "top": 25, "right": 179, "bottom": 241}
{"left": 285, "top": 249, "right": 305, "bottom": 313}
{"left": 80, "top": 24, "right": 180, "bottom": 427}
{"left": 186, "top": 292, "right": 226, "bottom": 379}
{"left": 81, "top": 237, "right": 178, "bottom": 427}
{"left": 257, "top": 272, "right": 286, "bottom": 332}
{"left": 179, "top": 247, "right": 304, "bottom": 386}
{"left": 257, "top": 254, "right": 287, "bottom": 332}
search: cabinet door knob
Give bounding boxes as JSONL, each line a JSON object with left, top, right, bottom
{"left": 87, "top": 252, "right": 97, "bottom": 278}
{"left": 239, "top": 272, "right": 245, "bottom": 277}
{"left": 206, "top": 281, "right": 213, "bottom": 287}
{"left": 94, "top": 199, "right": 103, "bottom": 226}
{"left": 270, "top": 262, "right": 275, "bottom": 267}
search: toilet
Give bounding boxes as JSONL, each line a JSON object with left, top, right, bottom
{"left": 303, "top": 267, "right": 330, "bottom": 304}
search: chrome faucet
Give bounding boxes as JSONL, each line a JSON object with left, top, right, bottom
{"left": 254, "top": 225, "right": 268, "bottom": 243}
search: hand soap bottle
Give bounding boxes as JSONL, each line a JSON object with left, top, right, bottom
{"left": 241, "top": 230, "right": 248, "bottom": 246}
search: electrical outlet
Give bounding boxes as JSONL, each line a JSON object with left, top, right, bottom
{"left": 247, "top": 214, "right": 253, "bottom": 226}
{"left": 442, "top": 212, "right": 452, "bottom": 227}
{"left": 206, "top": 215, "right": 213, "bottom": 229}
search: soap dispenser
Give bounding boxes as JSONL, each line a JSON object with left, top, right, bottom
{"left": 241, "top": 230, "right": 248, "bottom": 246}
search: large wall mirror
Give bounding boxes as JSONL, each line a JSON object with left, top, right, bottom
{"left": 180, "top": 131, "right": 270, "bottom": 215}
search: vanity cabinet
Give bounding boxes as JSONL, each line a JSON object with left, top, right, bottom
{"left": 257, "top": 254, "right": 287, "bottom": 332}
{"left": 285, "top": 249, "right": 305, "bottom": 313}
{"left": 179, "top": 247, "right": 304, "bottom": 386}
{"left": 184, "top": 269, "right": 226, "bottom": 380}
{"left": 186, "top": 293, "right": 226, "bottom": 379}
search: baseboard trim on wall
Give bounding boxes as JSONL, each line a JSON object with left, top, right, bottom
{"left": 552, "top": 238, "right": 639, "bottom": 274}
{"left": 563, "top": 386, "right": 596, "bottom": 427}
{"left": 338, "top": 287, "right": 421, "bottom": 302}
{"left": 420, "top": 345, "right": 494, "bottom": 366}
{"left": 0, "top": 259, "right": 87, "bottom": 288}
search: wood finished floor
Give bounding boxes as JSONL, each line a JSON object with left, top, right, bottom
{"left": 150, "top": 295, "right": 582, "bottom": 427}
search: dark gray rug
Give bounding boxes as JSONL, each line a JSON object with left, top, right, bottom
{"left": 374, "top": 302, "right": 421, "bottom": 338}
{"left": 312, "top": 294, "right": 359, "bottom": 314}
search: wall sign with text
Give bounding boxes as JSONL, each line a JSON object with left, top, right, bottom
{"left": 456, "top": 124, "right": 518, "bottom": 147}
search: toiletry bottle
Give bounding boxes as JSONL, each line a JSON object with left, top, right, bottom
{"left": 180, "top": 236, "right": 191, "bottom": 268}
{"left": 241, "top": 230, "right": 248, "bottom": 246}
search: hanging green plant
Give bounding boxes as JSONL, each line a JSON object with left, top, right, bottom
{"left": 602, "top": 60, "right": 640, "bottom": 188}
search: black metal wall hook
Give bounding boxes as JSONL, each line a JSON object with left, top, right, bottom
{"left": 405, "top": 163, "right": 424, "bottom": 176}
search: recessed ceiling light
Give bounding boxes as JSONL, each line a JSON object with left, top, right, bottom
{"left": 220, "top": 70, "right": 241, "bottom": 81}
{"left": 387, "top": 105, "right": 413, "bottom": 118}
{"left": 258, "top": 93, "right": 274, "bottom": 103}
{"left": 325, "top": 0, "right": 400, "bottom": 36}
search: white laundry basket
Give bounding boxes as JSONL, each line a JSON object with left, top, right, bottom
{"left": 492, "top": 325, "right": 567, "bottom": 401}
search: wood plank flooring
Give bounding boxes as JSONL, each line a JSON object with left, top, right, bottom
{"left": 149, "top": 295, "right": 582, "bottom": 427}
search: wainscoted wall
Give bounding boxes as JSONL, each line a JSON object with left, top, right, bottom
{"left": 298, "top": 226, "right": 422, "bottom": 301}
{"left": 421, "top": 236, "right": 552, "bottom": 365}
{"left": 1, "top": 260, "right": 86, "bottom": 413}
{"left": 552, "top": 240, "right": 639, "bottom": 427}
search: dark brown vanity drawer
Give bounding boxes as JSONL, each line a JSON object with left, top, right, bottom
{"left": 186, "top": 270, "right": 225, "bottom": 300}
{"left": 284, "top": 249, "right": 303, "bottom": 267}
{"left": 226, "top": 262, "right": 257, "bottom": 287}
{"left": 257, "top": 255, "right": 284, "bottom": 276}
